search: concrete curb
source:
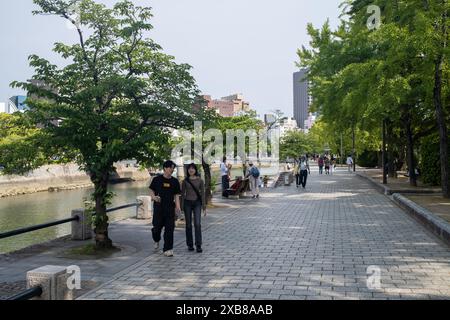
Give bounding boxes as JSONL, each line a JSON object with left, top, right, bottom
{"left": 355, "top": 172, "right": 389, "bottom": 194}
{"left": 355, "top": 172, "right": 441, "bottom": 195}
{"left": 355, "top": 172, "right": 450, "bottom": 247}
{"left": 391, "top": 193, "right": 450, "bottom": 247}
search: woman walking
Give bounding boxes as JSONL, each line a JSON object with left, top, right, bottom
{"left": 294, "top": 158, "right": 301, "bottom": 188}
{"left": 318, "top": 156, "right": 324, "bottom": 175}
{"left": 324, "top": 156, "right": 331, "bottom": 175}
{"left": 181, "top": 163, "right": 206, "bottom": 253}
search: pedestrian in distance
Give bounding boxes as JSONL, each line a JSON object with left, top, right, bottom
{"left": 294, "top": 159, "right": 301, "bottom": 188}
{"left": 181, "top": 163, "right": 206, "bottom": 253}
{"left": 325, "top": 156, "right": 331, "bottom": 175}
{"left": 318, "top": 156, "right": 324, "bottom": 175}
{"left": 246, "top": 161, "right": 260, "bottom": 199}
{"left": 330, "top": 156, "right": 336, "bottom": 175}
{"left": 263, "top": 175, "right": 269, "bottom": 188}
{"left": 299, "top": 156, "right": 311, "bottom": 189}
{"left": 346, "top": 155, "right": 354, "bottom": 172}
{"left": 149, "top": 160, "right": 182, "bottom": 257}
{"left": 220, "top": 156, "right": 231, "bottom": 198}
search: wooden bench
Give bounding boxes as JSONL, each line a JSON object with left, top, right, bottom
{"left": 227, "top": 177, "right": 251, "bottom": 199}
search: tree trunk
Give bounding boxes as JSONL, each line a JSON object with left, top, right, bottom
{"left": 402, "top": 107, "right": 417, "bottom": 187}
{"left": 382, "top": 119, "right": 387, "bottom": 184}
{"left": 352, "top": 125, "right": 356, "bottom": 172}
{"left": 386, "top": 121, "right": 396, "bottom": 178}
{"left": 93, "top": 171, "right": 113, "bottom": 249}
{"left": 434, "top": 55, "right": 450, "bottom": 198}
{"left": 202, "top": 158, "right": 212, "bottom": 205}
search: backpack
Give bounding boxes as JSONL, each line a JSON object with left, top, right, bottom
{"left": 250, "top": 167, "right": 260, "bottom": 178}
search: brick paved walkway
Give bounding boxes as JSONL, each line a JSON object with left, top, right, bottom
{"left": 79, "top": 168, "right": 450, "bottom": 300}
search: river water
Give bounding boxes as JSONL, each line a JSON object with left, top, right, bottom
{"left": 0, "top": 166, "right": 279, "bottom": 254}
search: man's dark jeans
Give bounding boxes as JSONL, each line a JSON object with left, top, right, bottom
{"left": 152, "top": 206, "right": 175, "bottom": 252}
{"left": 300, "top": 170, "right": 308, "bottom": 188}
{"left": 222, "top": 175, "right": 229, "bottom": 197}
{"left": 184, "top": 199, "right": 202, "bottom": 248}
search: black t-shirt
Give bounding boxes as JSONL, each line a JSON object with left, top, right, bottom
{"left": 149, "top": 175, "right": 181, "bottom": 209}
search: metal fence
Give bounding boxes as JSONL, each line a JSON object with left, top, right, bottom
{"left": 2, "top": 202, "right": 140, "bottom": 300}
{"left": 0, "top": 202, "right": 140, "bottom": 240}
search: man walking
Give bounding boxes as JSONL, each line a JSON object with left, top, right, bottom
{"left": 149, "top": 160, "right": 182, "bottom": 257}
{"left": 346, "top": 155, "right": 354, "bottom": 172}
{"left": 246, "top": 161, "right": 260, "bottom": 199}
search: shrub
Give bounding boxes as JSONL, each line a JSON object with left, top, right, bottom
{"left": 357, "top": 150, "right": 379, "bottom": 168}
{"left": 419, "top": 134, "right": 450, "bottom": 186}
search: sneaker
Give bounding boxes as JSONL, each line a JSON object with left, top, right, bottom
{"left": 252, "top": 195, "right": 256, "bottom": 199}
{"left": 256, "top": 194, "right": 259, "bottom": 198}
{"left": 164, "top": 250, "right": 174, "bottom": 257}
{"left": 153, "top": 241, "right": 159, "bottom": 251}
{"left": 196, "top": 246, "right": 203, "bottom": 253}
{"left": 188, "top": 246, "right": 195, "bottom": 251}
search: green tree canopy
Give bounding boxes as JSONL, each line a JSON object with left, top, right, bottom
{"left": 12, "top": 0, "right": 199, "bottom": 248}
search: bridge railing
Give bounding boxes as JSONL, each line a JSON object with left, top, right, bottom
{"left": 7, "top": 286, "right": 43, "bottom": 301}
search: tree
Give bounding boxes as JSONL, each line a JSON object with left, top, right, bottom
{"left": 266, "top": 109, "right": 288, "bottom": 130}
{"left": 298, "top": 0, "right": 449, "bottom": 193}
{"left": 12, "top": 0, "right": 199, "bottom": 249}
{"left": 422, "top": 0, "right": 450, "bottom": 196}
{"left": 0, "top": 113, "right": 47, "bottom": 175}
{"left": 280, "top": 130, "right": 315, "bottom": 161}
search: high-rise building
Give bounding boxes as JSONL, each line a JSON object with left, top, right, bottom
{"left": 304, "top": 113, "right": 317, "bottom": 133}
{"left": 293, "top": 69, "right": 312, "bottom": 129}
{"left": 0, "top": 102, "right": 6, "bottom": 113}
{"left": 7, "top": 95, "right": 28, "bottom": 113}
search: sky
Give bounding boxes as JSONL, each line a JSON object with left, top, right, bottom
{"left": 0, "top": 0, "right": 342, "bottom": 118}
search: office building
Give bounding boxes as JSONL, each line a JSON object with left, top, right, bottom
{"left": 293, "top": 69, "right": 312, "bottom": 129}
{"left": 196, "top": 93, "right": 252, "bottom": 117}
{"left": 8, "top": 95, "right": 28, "bottom": 113}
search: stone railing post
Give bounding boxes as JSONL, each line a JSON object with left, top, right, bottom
{"left": 26, "top": 265, "right": 73, "bottom": 300}
{"left": 71, "top": 209, "right": 92, "bottom": 240}
{"left": 136, "top": 196, "right": 152, "bottom": 220}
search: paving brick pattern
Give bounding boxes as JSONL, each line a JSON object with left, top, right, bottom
{"left": 80, "top": 169, "right": 450, "bottom": 300}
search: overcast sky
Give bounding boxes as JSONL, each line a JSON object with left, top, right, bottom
{"left": 0, "top": 0, "right": 342, "bottom": 117}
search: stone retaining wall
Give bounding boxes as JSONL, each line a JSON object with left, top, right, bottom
{"left": 0, "top": 163, "right": 149, "bottom": 198}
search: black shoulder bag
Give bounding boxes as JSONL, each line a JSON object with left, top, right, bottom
{"left": 185, "top": 178, "right": 203, "bottom": 205}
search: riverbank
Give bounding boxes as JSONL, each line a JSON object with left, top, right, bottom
{"left": 0, "top": 163, "right": 150, "bottom": 198}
